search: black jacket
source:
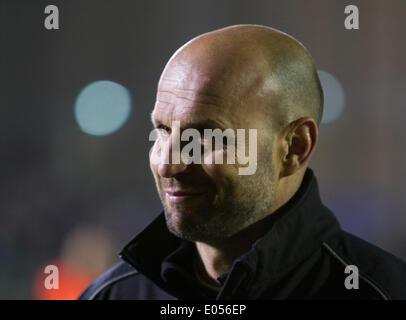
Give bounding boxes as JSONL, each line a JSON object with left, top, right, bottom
{"left": 79, "top": 168, "right": 406, "bottom": 300}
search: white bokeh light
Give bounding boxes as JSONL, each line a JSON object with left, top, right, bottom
{"left": 318, "top": 70, "right": 345, "bottom": 124}
{"left": 74, "top": 80, "right": 132, "bottom": 136}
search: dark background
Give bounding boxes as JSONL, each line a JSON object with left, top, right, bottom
{"left": 1, "top": 0, "right": 406, "bottom": 299}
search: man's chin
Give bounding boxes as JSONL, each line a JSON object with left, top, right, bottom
{"left": 164, "top": 210, "right": 209, "bottom": 241}
{"left": 163, "top": 199, "right": 213, "bottom": 221}
{"left": 164, "top": 209, "right": 200, "bottom": 230}
{"left": 164, "top": 209, "right": 233, "bottom": 244}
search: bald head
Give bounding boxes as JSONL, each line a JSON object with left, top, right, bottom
{"left": 159, "top": 24, "right": 323, "bottom": 131}
{"left": 151, "top": 25, "right": 322, "bottom": 244}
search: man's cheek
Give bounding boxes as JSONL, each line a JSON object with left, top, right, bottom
{"left": 202, "top": 150, "right": 222, "bottom": 174}
{"left": 202, "top": 150, "right": 238, "bottom": 178}
{"left": 202, "top": 149, "right": 229, "bottom": 165}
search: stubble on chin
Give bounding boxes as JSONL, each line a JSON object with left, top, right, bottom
{"left": 161, "top": 190, "right": 259, "bottom": 244}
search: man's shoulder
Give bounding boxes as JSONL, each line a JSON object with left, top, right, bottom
{"left": 79, "top": 259, "right": 179, "bottom": 300}
{"left": 322, "top": 230, "right": 406, "bottom": 299}
{"left": 79, "top": 260, "right": 177, "bottom": 300}
{"left": 78, "top": 261, "right": 140, "bottom": 300}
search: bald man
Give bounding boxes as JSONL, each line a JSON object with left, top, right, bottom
{"left": 80, "top": 25, "right": 406, "bottom": 300}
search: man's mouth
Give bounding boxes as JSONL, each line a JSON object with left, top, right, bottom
{"left": 165, "top": 189, "right": 208, "bottom": 203}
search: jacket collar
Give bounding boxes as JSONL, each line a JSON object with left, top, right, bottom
{"left": 120, "top": 168, "right": 341, "bottom": 299}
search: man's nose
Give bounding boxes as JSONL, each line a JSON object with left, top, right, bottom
{"left": 157, "top": 135, "right": 189, "bottom": 178}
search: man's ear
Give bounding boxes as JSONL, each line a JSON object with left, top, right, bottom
{"left": 279, "top": 117, "right": 318, "bottom": 178}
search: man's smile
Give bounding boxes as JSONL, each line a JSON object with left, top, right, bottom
{"left": 165, "top": 189, "right": 209, "bottom": 203}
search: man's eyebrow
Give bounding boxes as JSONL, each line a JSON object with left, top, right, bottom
{"left": 150, "top": 113, "right": 226, "bottom": 131}
{"left": 189, "top": 119, "right": 227, "bottom": 131}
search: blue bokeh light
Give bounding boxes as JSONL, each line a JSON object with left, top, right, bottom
{"left": 318, "top": 70, "right": 345, "bottom": 124}
{"left": 74, "top": 80, "right": 132, "bottom": 136}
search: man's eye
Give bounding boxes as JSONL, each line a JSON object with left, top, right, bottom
{"left": 157, "top": 125, "right": 171, "bottom": 134}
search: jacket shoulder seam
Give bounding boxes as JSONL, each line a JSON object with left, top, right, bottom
{"left": 87, "top": 269, "right": 139, "bottom": 300}
{"left": 322, "top": 242, "right": 390, "bottom": 300}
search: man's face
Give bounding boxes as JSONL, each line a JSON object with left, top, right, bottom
{"left": 149, "top": 62, "right": 278, "bottom": 244}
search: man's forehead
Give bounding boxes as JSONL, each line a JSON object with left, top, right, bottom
{"left": 153, "top": 70, "right": 235, "bottom": 127}
{"left": 153, "top": 76, "right": 271, "bottom": 132}
{"left": 151, "top": 99, "right": 230, "bottom": 129}
{"left": 157, "top": 77, "right": 223, "bottom": 106}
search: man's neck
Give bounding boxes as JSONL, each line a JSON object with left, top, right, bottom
{"left": 194, "top": 213, "right": 278, "bottom": 285}
{"left": 194, "top": 241, "right": 243, "bottom": 286}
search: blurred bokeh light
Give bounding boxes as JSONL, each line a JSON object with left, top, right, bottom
{"left": 74, "top": 80, "right": 132, "bottom": 136}
{"left": 318, "top": 70, "right": 345, "bottom": 124}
